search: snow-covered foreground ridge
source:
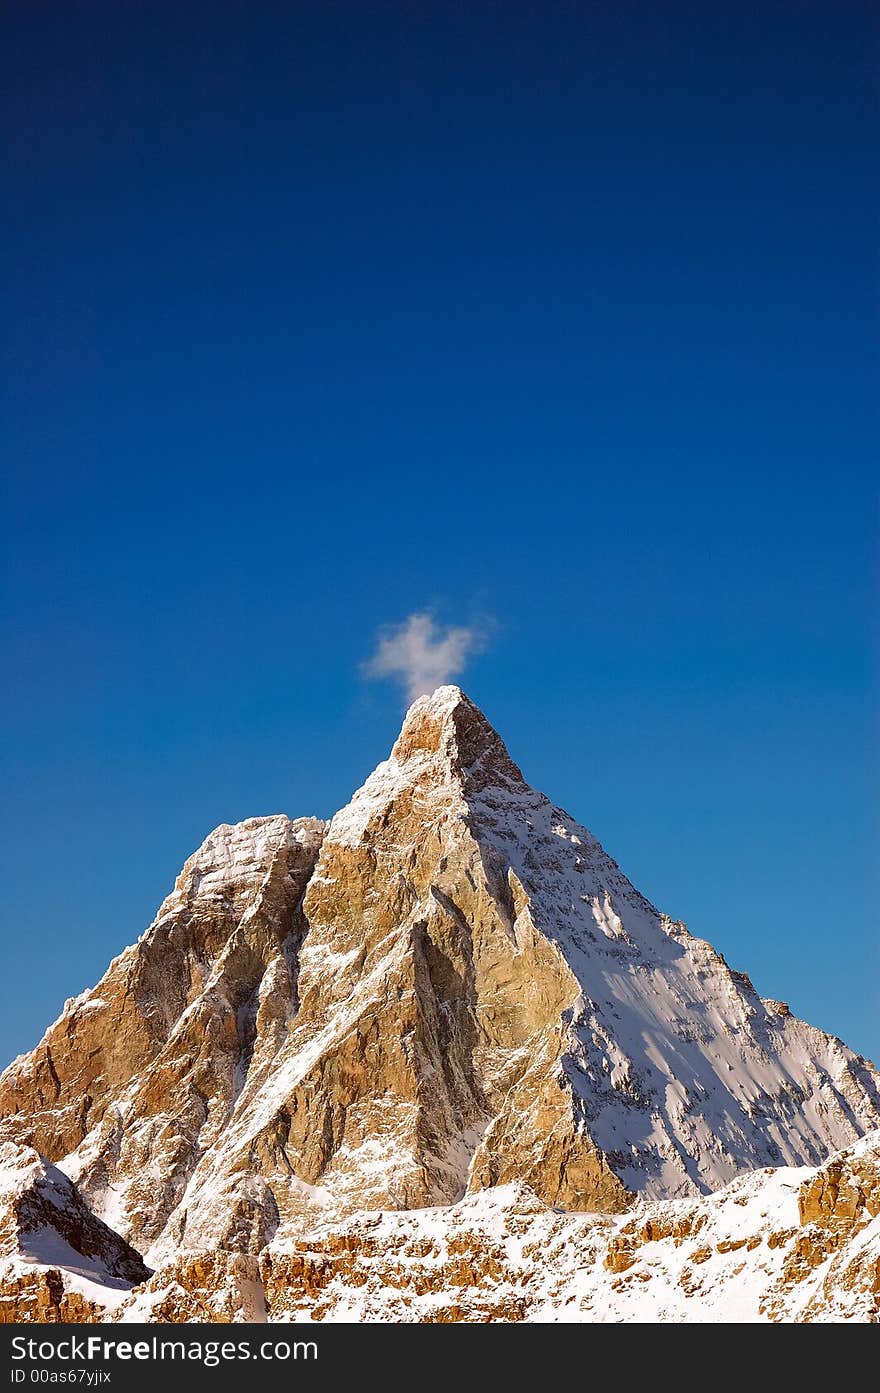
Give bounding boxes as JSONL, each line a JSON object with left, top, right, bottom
{"left": 0, "top": 685, "right": 878, "bottom": 1321}
{"left": 1, "top": 1131, "right": 878, "bottom": 1322}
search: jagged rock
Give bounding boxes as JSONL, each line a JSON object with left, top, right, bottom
{"left": 798, "top": 1139, "right": 880, "bottom": 1226}
{"left": 0, "top": 1141, "right": 149, "bottom": 1322}
{"left": 0, "top": 815, "right": 325, "bottom": 1252}
{"left": 0, "top": 1269, "right": 104, "bottom": 1325}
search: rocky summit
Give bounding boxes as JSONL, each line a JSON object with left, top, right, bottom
{"left": 1, "top": 686, "right": 878, "bottom": 1322}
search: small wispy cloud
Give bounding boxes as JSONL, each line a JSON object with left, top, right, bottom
{"left": 363, "top": 611, "right": 489, "bottom": 704}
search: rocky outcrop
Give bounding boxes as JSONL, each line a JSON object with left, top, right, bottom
{"left": 113, "top": 1252, "right": 265, "bottom": 1323}
{"left": 764, "top": 1131, "right": 880, "bottom": 1318}
{"left": 0, "top": 1269, "right": 105, "bottom": 1325}
{"left": 0, "top": 1141, "right": 149, "bottom": 1323}
{"left": 1, "top": 687, "right": 878, "bottom": 1287}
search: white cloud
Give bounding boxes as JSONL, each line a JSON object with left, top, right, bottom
{"left": 363, "top": 612, "right": 487, "bottom": 703}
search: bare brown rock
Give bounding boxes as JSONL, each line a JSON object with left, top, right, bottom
{"left": 112, "top": 1252, "right": 265, "bottom": 1323}
{"left": 0, "top": 1269, "right": 104, "bottom": 1324}
{"left": 798, "top": 1148, "right": 880, "bottom": 1227}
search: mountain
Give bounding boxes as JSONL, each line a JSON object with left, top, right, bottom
{"left": 1, "top": 685, "right": 878, "bottom": 1321}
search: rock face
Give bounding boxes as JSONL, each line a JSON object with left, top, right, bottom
{"left": 0, "top": 815, "right": 325, "bottom": 1256}
{"left": 1, "top": 685, "right": 879, "bottom": 1314}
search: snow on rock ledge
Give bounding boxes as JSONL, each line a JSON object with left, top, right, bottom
{"left": 0, "top": 1141, "right": 150, "bottom": 1323}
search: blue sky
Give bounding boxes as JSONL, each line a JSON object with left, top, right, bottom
{"left": 2, "top": 1, "right": 877, "bottom": 1067}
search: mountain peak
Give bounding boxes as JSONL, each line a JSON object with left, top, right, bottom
{"left": 392, "top": 685, "right": 522, "bottom": 781}
{"left": 406, "top": 682, "right": 468, "bottom": 711}
{"left": 325, "top": 686, "right": 524, "bottom": 850}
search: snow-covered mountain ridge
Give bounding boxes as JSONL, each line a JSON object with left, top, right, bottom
{"left": 1, "top": 1129, "right": 878, "bottom": 1322}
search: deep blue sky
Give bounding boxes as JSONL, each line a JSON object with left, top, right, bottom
{"left": 2, "top": 2, "right": 877, "bottom": 1068}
